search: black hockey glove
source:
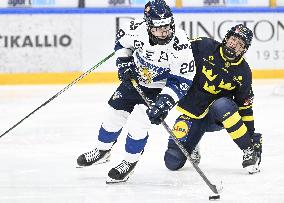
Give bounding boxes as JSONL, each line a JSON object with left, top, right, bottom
{"left": 146, "top": 94, "right": 175, "bottom": 125}
{"left": 116, "top": 56, "right": 136, "bottom": 89}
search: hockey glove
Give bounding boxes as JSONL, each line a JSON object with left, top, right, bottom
{"left": 146, "top": 94, "right": 175, "bottom": 125}
{"left": 116, "top": 56, "right": 136, "bottom": 89}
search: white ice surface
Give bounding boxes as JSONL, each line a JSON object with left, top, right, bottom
{"left": 0, "top": 80, "right": 284, "bottom": 203}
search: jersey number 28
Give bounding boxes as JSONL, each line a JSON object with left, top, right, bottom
{"left": 180, "top": 60, "right": 195, "bottom": 74}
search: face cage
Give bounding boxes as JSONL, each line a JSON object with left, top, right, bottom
{"left": 222, "top": 33, "right": 249, "bottom": 60}
{"left": 147, "top": 23, "right": 175, "bottom": 45}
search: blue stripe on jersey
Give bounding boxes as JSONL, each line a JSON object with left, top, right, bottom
{"left": 166, "top": 74, "right": 192, "bottom": 99}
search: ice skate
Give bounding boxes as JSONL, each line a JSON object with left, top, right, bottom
{"left": 106, "top": 160, "right": 138, "bottom": 184}
{"left": 242, "top": 147, "right": 260, "bottom": 174}
{"left": 77, "top": 148, "right": 111, "bottom": 167}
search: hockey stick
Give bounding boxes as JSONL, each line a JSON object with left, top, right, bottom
{"left": 131, "top": 79, "right": 223, "bottom": 194}
{"left": 0, "top": 52, "right": 115, "bottom": 139}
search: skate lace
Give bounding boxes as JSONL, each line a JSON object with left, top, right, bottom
{"left": 84, "top": 149, "right": 100, "bottom": 162}
{"left": 243, "top": 147, "right": 254, "bottom": 161}
{"left": 115, "top": 160, "right": 132, "bottom": 174}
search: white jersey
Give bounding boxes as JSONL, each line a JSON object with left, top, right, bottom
{"left": 115, "top": 19, "right": 196, "bottom": 102}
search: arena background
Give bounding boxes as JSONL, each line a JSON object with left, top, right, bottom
{"left": 0, "top": 1, "right": 284, "bottom": 203}
{"left": 0, "top": 0, "right": 283, "bottom": 84}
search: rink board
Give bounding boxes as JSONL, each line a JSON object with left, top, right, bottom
{"left": 1, "top": 70, "right": 284, "bottom": 85}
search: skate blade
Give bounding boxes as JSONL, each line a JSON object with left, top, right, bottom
{"left": 106, "top": 176, "right": 129, "bottom": 184}
{"left": 248, "top": 167, "right": 260, "bottom": 175}
{"left": 245, "top": 163, "right": 260, "bottom": 174}
{"left": 76, "top": 159, "right": 110, "bottom": 168}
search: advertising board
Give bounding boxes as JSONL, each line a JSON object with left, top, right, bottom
{"left": 0, "top": 0, "right": 78, "bottom": 8}
{"left": 182, "top": 0, "right": 270, "bottom": 7}
{"left": 82, "top": 13, "right": 284, "bottom": 72}
{"left": 0, "top": 15, "right": 81, "bottom": 72}
{"left": 0, "top": 10, "right": 283, "bottom": 81}
{"left": 84, "top": 0, "right": 175, "bottom": 7}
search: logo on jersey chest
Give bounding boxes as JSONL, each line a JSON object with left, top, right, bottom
{"left": 202, "top": 65, "right": 236, "bottom": 94}
{"left": 202, "top": 66, "right": 218, "bottom": 81}
{"left": 135, "top": 52, "right": 169, "bottom": 84}
{"left": 219, "top": 79, "right": 235, "bottom": 90}
{"left": 137, "top": 66, "right": 157, "bottom": 84}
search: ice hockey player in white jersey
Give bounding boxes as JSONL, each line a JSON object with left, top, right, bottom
{"left": 77, "top": 0, "right": 196, "bottom": 183}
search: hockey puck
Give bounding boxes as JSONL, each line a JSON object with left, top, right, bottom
{"left": 209, "top": 195, "right": 220, "bottom": 201}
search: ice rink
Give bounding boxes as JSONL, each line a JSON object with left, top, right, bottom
{"left": 0, "top": 80, "right": 283, "bottom": 203}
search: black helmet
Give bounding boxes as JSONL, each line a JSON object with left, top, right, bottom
{"left": 144, "top": 0, "right": 175, "bottom": 45}
{"left": 222, "top": 24, "right": 253, "bottom": 59}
